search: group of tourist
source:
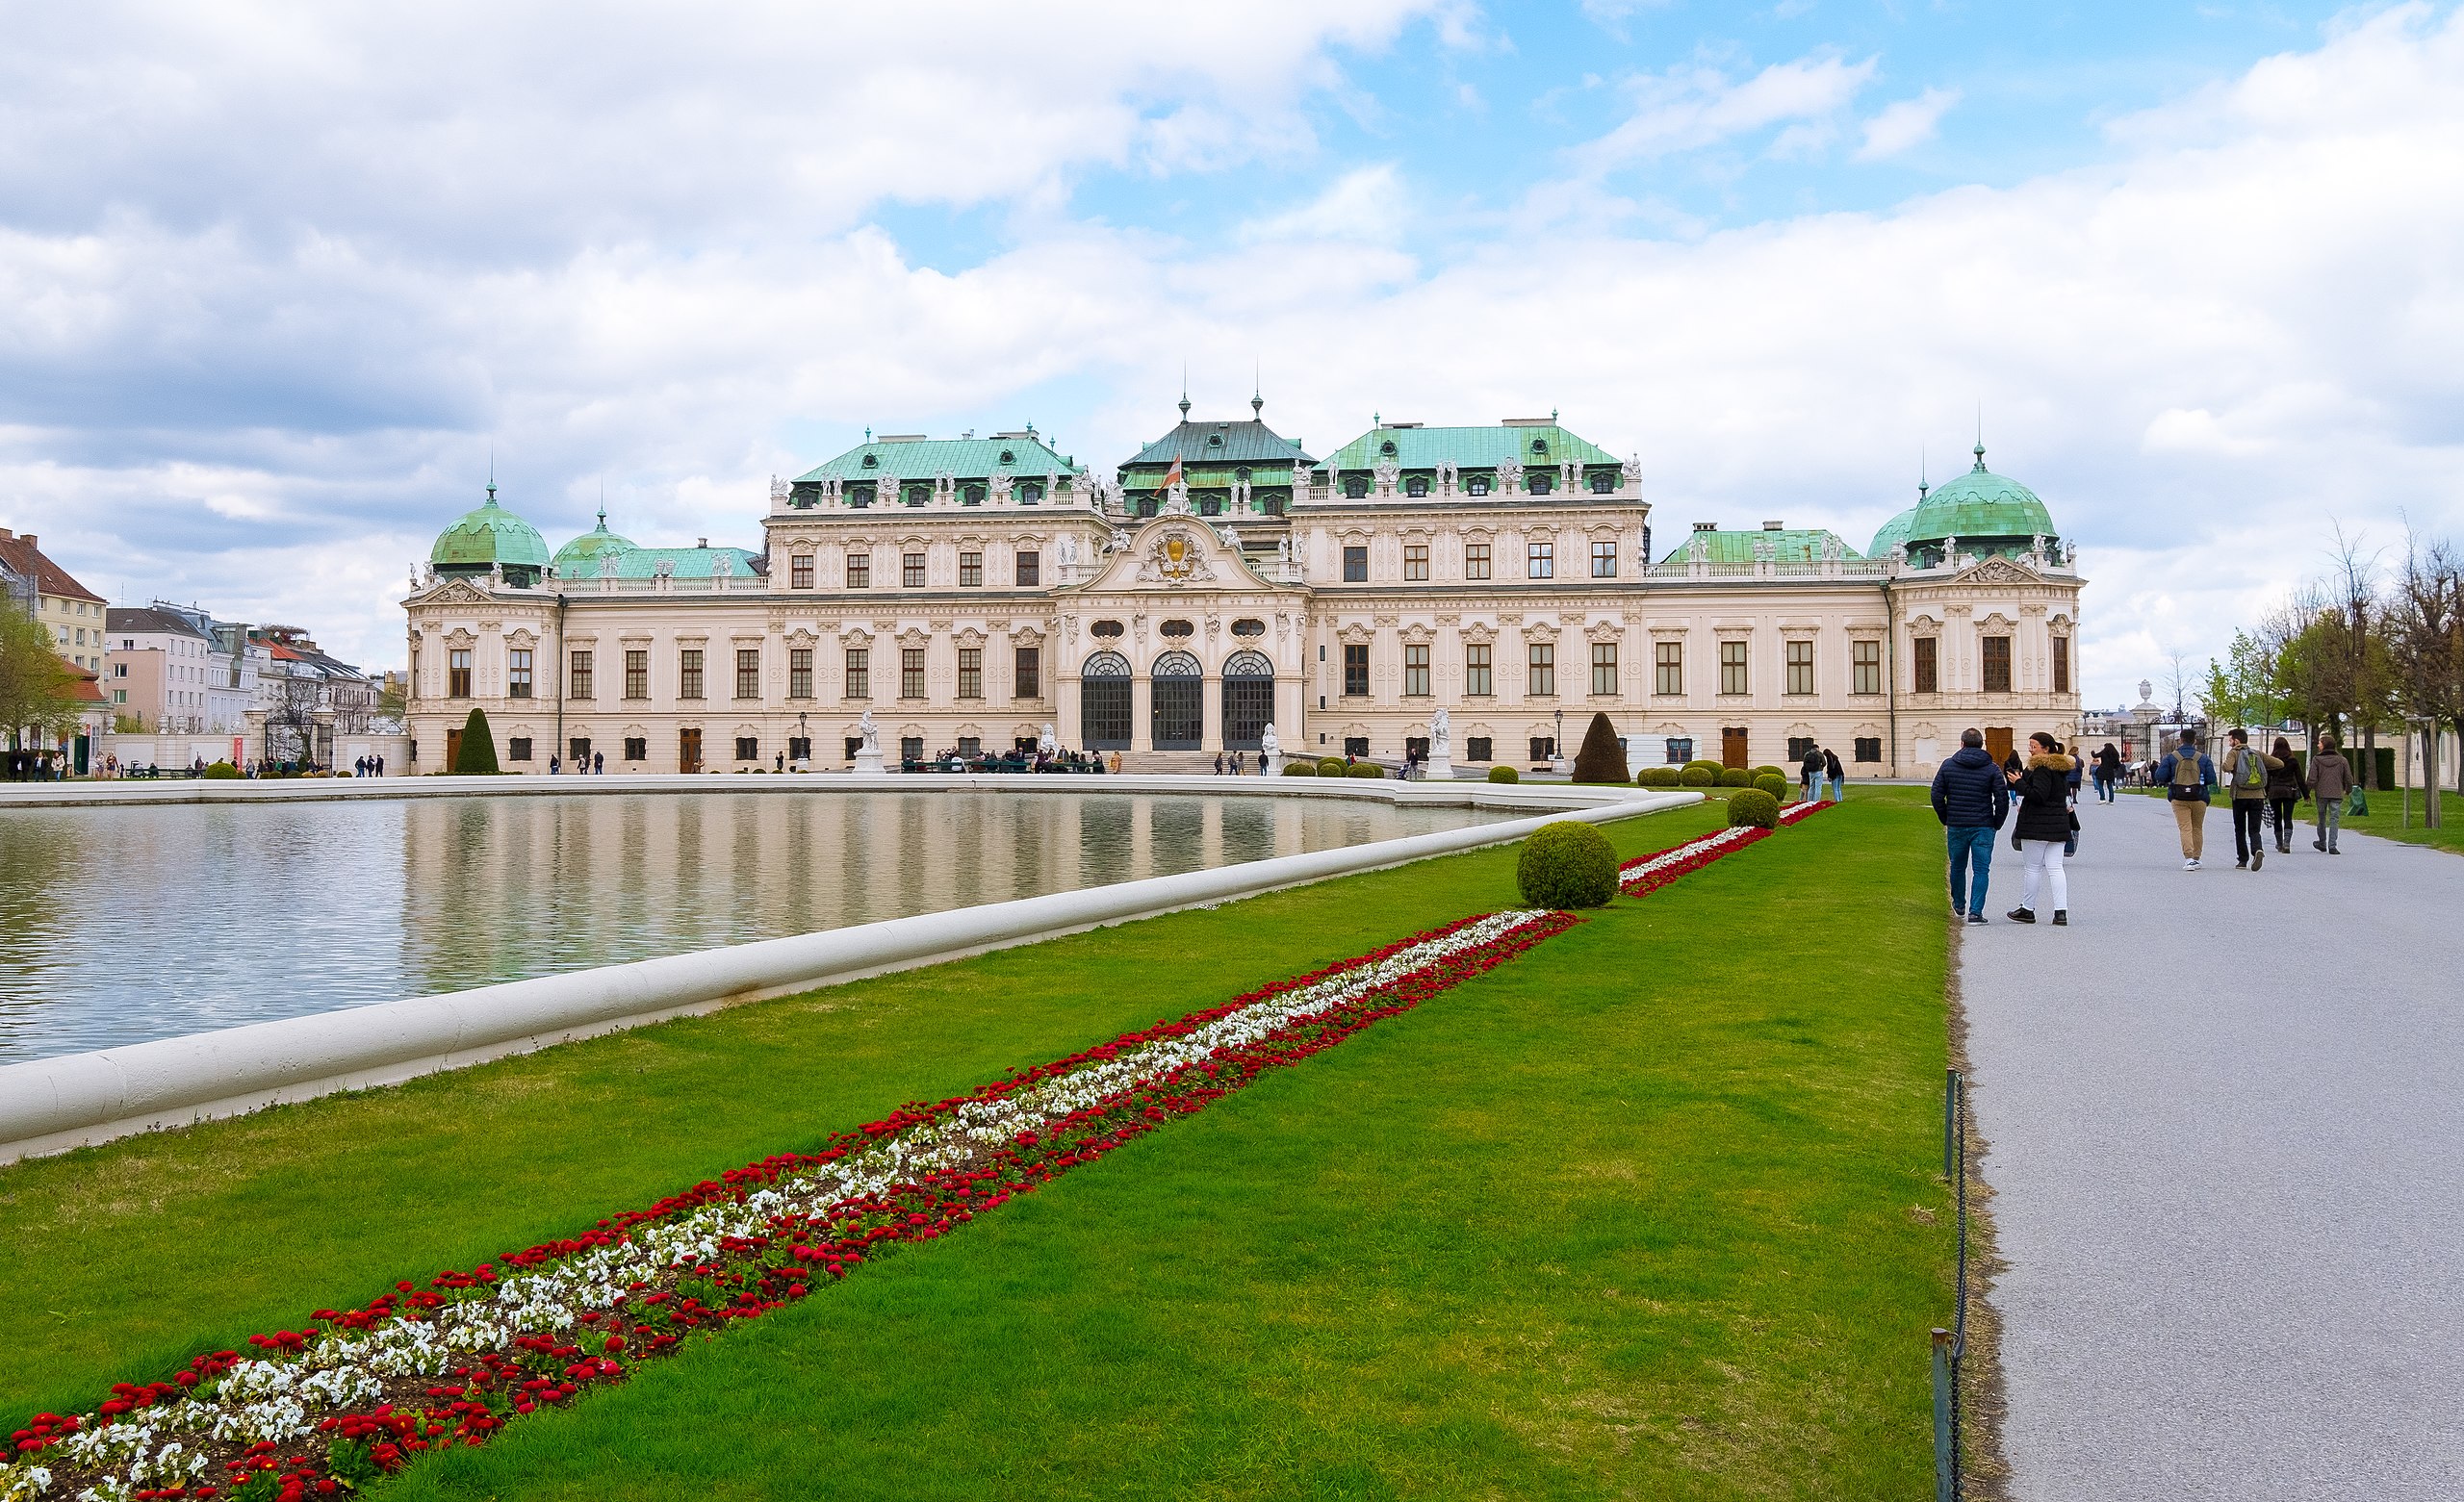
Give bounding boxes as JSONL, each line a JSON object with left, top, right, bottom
{"left": 1209, "top": 751, "right": 1270, "bottom": 775}
{"left": 352, "top": 753, "right": 389, "bottom": 776}
{"left": 1797, "top": 746, "right": 1847, "bottom": 803}
{"left": 1936, "top": 725, "right": 2366, "bottom": 927}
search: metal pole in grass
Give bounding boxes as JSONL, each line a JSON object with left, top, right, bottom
{"left": 1933, "top": 1327, "right": 1956, "bottom": 1502}
{"left": 1944, "top": 1068, "right": 1961, "bottom": 1180}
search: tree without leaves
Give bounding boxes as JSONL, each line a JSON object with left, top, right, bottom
{"left": 2385, "top": 528, "right": 2464, "bottom": 793}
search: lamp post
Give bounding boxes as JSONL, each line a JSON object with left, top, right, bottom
{"left": 1553, "top": 706, "right": 1566, "bottom": 776}
{"left": 797, "top": 710, "right": 808, "bottom": 771}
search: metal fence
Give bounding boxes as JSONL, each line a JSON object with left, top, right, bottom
{"left": 1934, "top": 1066, "right": 1971, "bottom": 1500}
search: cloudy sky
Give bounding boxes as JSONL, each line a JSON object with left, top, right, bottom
{"left": 5, "top": 0, "right": 2461, "bottom": 705}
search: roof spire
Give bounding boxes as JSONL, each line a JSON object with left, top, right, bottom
{"left": 1973, "top": 404, "right": 1987, "bottom": 471}
{"left": 1251, "top": 360, "right": 1263, "bottom": 419}
{"left": 486, "top": 446, "right": 497, "bottom": 505}
{"left": 1179, "top": 365, "right": 1191, "bottom": 420}
{"left": 1919, "top": 446, "right": 1929, "bottom": 500}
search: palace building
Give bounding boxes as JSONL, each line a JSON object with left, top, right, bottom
{"left": 402, "top": 402, "right": 2084, "bottom": 776}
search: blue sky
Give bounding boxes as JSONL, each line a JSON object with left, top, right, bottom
{"left": 2, "top": 0, "right": 2459, "bottom": 706}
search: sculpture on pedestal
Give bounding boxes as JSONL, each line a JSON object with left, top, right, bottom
{"left": 1424, "top": 706, "right": 1453, "bottom": 780}
{"left": 1260, "top": 721, "right": 1279, "bottom": 766}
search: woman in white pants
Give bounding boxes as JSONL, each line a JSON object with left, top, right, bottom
{"left": 2004, "top": 732, "right": 2076, "bottom": 925}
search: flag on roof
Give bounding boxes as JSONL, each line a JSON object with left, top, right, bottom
{"left": 1162, "top": 456, "right": 1184, "bottom": 490}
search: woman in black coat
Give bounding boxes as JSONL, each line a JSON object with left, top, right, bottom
{"left": 2005, "top": 731, "right": 2075, "bottom": 925}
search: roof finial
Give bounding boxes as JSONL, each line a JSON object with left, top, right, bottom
{"left": 597, "top": 477, "right": 606, "bottom": 529}
{"left": 1974, "top": 404, "right": 1987, "bottom": 471}
{"left": 486, "top": 446, "right": 497, "bottom": 505}
{"left": 1179, "top": 365, "right": 1191, "bottom": 420}
{"left": 1919, "top": 446, "right": 1929, "bottom": 500}
{"left": 1251, "top": 360, "right": 1263, "bottom": 419}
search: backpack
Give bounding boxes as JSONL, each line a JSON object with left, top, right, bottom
{"left": 2234, "top": 748, "right": 2266, "bottom": 792}
{"left": 2170, "top": 752, "right": 2202, "bottom": 789}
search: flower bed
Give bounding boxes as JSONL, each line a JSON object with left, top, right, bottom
{"left": 1778, "top": 797, "right": 1836, "bottom": 826}
{"left": 1618, "top": 826, "right": 1772, "bottom": 896}
{"left": 4, "top": 910, "right": 1574, "bottom": 1502}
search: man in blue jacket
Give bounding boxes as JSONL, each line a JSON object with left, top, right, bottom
{"left": 1931, "top": 727, "right": 2012, "bottom": 924}
{"left": 2148, "top": 730, "right": 2218, "bottom": 871}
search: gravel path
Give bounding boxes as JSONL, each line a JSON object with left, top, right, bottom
{"left": 1961, "top": 790, "right": 2464, "bottom": 1500}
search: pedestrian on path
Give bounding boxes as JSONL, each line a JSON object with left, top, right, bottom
{"left": 2150, "top": 730, "right": 2217, "bottom": 871}
{"left": 1931, "top": 726, "right": 2011, "bottom": 924}
{"left": 2265, "top": 735, "right": 2303, "bottom": 855}
{"left": 1822, "top": 746, "right": 1844, "bottom": 802}
{"left": 1800, "top": 745, "right": 1824, "bottom": 802}
{"left": 2307, "top": 733, "right": 2352, "bottom": 854}
{"left": 2222, "top": 728, "right": 2281, "bottom": 870}
{"left": 2093, "top": 742, "right": 2123, "bottom": 802}
{"left": 2005, "top": 732, "right": 2075, "bottom": 925}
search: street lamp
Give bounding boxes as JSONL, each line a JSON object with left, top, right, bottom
{"left": 797, "top": 710, "right": 808, "bottom": 771}
{"left": 1553, "top": 706, "right": 1566, "bottom": 776}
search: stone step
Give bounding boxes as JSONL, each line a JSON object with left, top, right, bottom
{"left": 1109, "top": 751, "right": 1270, "bottom": 776}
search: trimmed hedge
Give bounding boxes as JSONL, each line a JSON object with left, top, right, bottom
{"left": 1751, "top": 764, "right": 1784, "bottom": 780}
{"left": 1347, "top": 762, "right": 1386, "bottom": 778}
{"left": 1487, "top": 765, "right": 1521, "bottom": 783}
{"left": 1569, "top": 712, "right": 1628, "bottom": 785}
{"left": 452, "top": 708, "right": 500, "bottom": 776}
{"left": 1717, "top": 767, "right": 1754, "bottom": 788}
{"left": 1679, "top": 765, "right": 1716, "bottom": 787}
{"left": 1727, "top": 788, "right": 1781, "bottom": 828}
{"left": 1515, "top": 821, "right": 1619, "bottom": 909}
{"left": 203, "top": 761, "right": 241, "bottom": 780}
{"left": 1317, "top": 757, "right": 1348, "bottom": 776}
{"left": 1682, "top": 760, "right": 1725, "bottom": 781}
{"left": 1281, "top": 762, "right": 1318, "bottom": 776}
{"left": 1753, "top": 773, "right": 1789, "bottom": 802}
{"left": 1637, "top": 766, "right": 1681, "bottom": 788}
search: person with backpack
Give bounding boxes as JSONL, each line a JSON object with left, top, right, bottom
{"left": 2265, "top": 736, "right": 2303, "bottom": 854}
{"left": 2307, "top": 734, "right": 2353, "bottom": 854}
{"left": 2093, "top": 742, "right": 2123, "bottom": 802}
{"left": 2004, "top": 732, "right": 2075, "bottom": 925}
{"left": 2221, "top": 728, "right": 2282, "bottom": 870}
{"left": 1800, "top": 745, "right": 1824, "bottom": 803}
{"left": 2149, "top": 730, "right": 2217, "bottom": 871}
{"left": 1931, "top": 727, "right": 2011, "bottom": 924}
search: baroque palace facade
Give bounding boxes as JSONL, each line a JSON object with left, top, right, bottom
{"left": 403, "top": 400, "right": 2084, "bottom": 776}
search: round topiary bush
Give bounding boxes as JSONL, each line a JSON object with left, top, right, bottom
{"left": 1717, "top": 767, "right": 1754, "bottom": 788}
{"left": 1487, "top": 765, "right": 1521, "bottom": 783}
{"left": 1727, "top": 788, "right": 1780, "bottom": 828}
{"left": 1282, "top": 761, "right": 1318, "bottom": 776}
{"left": 1638, "top": 766, "right": 1681, "bottom": 788}
{"left": 1683, "top": 760, "right": 1725, "bottom": 782}
{"left": 1679, "top": 765, "right": 1715, "bottom": 787}
{"left": 1347, "top": 761, "right": 1386, "bottom": 778}
{"left": 1516, "top": 821, "right": 1620, "bottom": 908}
{"left": 1318, "top": 757, "right": 1348, "bottom": 776}
{"left": 1753, "top": 773, "right": 1789, "bottom": 802}
{"left": 203, "top": 760, "right": 241, "bottom": 780}
{"left": 1751, "top": 764, "right": 1784, "bottom": 780}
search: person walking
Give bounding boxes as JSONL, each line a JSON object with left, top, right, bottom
{"left": 2221, "top": 728, "right": 2280, "bottom": 870}
{"left": 2005, "top": 732, "right": 2076, "bottom": 925}
{"left": 1822, "top": 746, "right": 1844, "bottom": 802}
{"left": 2265, "top": 736, "right": 2302, "bottom": 855}
{"left": 2150, "top": 730, "right": 2217, "bottom": 871}
{"left": 1800, "top": 744, "right": 1825, "bottom": 803}
{"left": 2094, "top": 742, "right": 2123, "bottom": 802}
{"left": 1931, "top": 727, "right": 2011, "bottom": 924}
{"left": 2307, "top": 734, "right": 2352, "bottom": 854}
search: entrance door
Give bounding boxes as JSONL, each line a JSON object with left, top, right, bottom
{"left": 1081, "top": 650, "right": 1132, "bottom": 750}
{"left": 1721, "top": 726, "right": 1750, "bottom": 768}
{"left": 1220, "top": 650, "right": 1273, "bottom": 751}
{"left": 679, "top": 727, "right": 703, "bottom": 773}
{"left": 1151, "top": 650, "right": 1203, "bottom": 751}
{"left": 445, "top": 727, "right": 463, "bottom": 770}
{"left": 1985, "top": 726, "right": 2014, "bottom": 766}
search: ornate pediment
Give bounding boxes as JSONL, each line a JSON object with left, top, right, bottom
{"left": 418, "top": 578, "right": 495, "bottom": 608}
{"left": 1954, "top": 556, "right": 2042, "bottom": 586}
{"left": 1070, "top": 516, "right": 1288, "bottom": 595}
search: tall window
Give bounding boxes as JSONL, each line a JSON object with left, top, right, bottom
{"left": 1852, "top": 640, "right": 1882, "bottom": 695}
{"left": 1343, "top": 644, "right": 1369, "bottom": 697}
{"left": 902, "top": 552, "right": 926, "bottom": 588}
{"left": 1403, "top": 545, "right": 1429, "bottom": 581}
{"left": 569, "top": 649, "right": 594, "bottom": 700}
{"left": 845, "top": 648, "right": 870, "bottom": 700}
{"left": 1014, "top": 646, "right": 1040, "bottom": 700}
{"left": 1591, "top": 642, "right": 1618, "bottom": 696}
{"left": 1982, "top": 635, "right": 2012, "bottom": 692}
{"left": 958, "top": 647, "right": 983, "bottom": 699}
{"left": 1527, "top": 541, "right": 1553, "bottom": 578}
{"left": 788, "top": 648, "right": 812, "bottom": 699}
{"left": 1591, "top": 540, "right": 1617, "bottom": 578}
{"left": 1913, "top": 636, "right": 1938, "bottom": 693}
{"left": 624, "top": 736, "right": 646, "bottom": 761}
{"left": 1784, "top": 641, "right": 1814, "bottom": 696}
{"left": 1655, "top": 641, "right": 1682, "bottom": 696}
{"left": 1465, "top": 542, "right": 1491, "bottom": 579}
{"left": 959, "top": 551, "right": 983, "bottom": 587}
{"left": 790, "top": 553, "right": 813, "bottom": 589}
{"left": 735, "top": 649, "right": 760, "bottom": 700}
{"left": 507, "top": 649, "right": 532, "bottom": 699}
{"left": 679, "top": 649, "right": 704, "bottom": 700}
{"left": 1403, "top": 644, "right": 1430, "bottom": 696}
{"left": 1528, "top": 642, "right": 1555, "bottom": 697}
{"left": 2052, "top": 636, "right": 2071, "bottom": 693}
{"left": 448, "top": 649, "right": 472, "bottom": 698}
{"left": 1465, "top": 643, "right": 1493, "bottom": 697}
{"left": 1015, "top": 550, "right": 1040, "bottom": 586}
{"left": 624, "top": 649, "right": 648, "bottom": 700}
{"left": 1719, "top": 640, "right": 1749, "bottom": 695}
{"left": 1854, "top": 736, "right": 1883, "bottom": 763}
{"left": 900, "top": 648, "right": 926, "bottom": 699}
{"left": 736, "top": 737, "right": 760, "bottom": 761}
{"left": 846, "top": 549, "right": 871, "bottom": 589}
{"left": 1343, "top": 546, "right": 1368, "bottom": 582}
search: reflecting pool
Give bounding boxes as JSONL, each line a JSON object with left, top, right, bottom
{"left": 0, "top": 791, "right": 1514, "bottom": 1061}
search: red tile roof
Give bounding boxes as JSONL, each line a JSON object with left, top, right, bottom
{"left": 0, "top": 529, "right": 105, "bottom": 604}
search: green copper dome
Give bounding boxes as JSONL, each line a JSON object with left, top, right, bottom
{"left": 552, "top": 509, "right": 636, "bottom": 576}
{"left": 431, "top": 485, "right": 552, "bottom": 585}
{"left": 1868, "top": 446, "right": 2058, "bottom": 563}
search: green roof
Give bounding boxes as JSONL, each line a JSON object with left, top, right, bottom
{"left": 552, "top": 511, "right": 636, "bottom": 575}
{"left": 606, "top": 545, "right": 761, "bottom": 581}
{"left": 1321, "top": 420, "right": 1618, "bottom": 473}
{"left": 1868, "top": 446, "right": 2057, "bottom": 556}
{"left": 430, "top": 487, "right": 552, "bottom": 570}
{"left": 1123, "top": 415, "right": 1313, "bottom": 471}
{"left": 1658, "top": 527, "right": 1864, "bottom": 566}
{"left": 796, "top": 433, "right": 1084, "bottom": 486}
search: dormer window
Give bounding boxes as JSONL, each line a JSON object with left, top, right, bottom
{"left": 1405, "top": 475, "right": 1429, "bottom": 497}
{"left": 1235, "top": 466, "right": 1251, "bottom": 482}
{"left": 1379, "top": 439, "right": 1397, "bottom": 456}
{"left": 962, "top": 484, "right": 986, "bottom": 506}
{"left": 1345, "top": 475, "right": 1370, "bottom": 499}
{"left": 1467, "top": 474, "right": 1492, "bottom": 496}
{"left": 1527, "top": 472, "right": 1553, "bottom": 496}
{"left": 999, "top": 449, "right": 1015, "bottom": 465}
{"left": 1530, "top": 438, "right": 1548, "bottom": 455}
{"left": 861, "top": 453, "right": 877, "bottom": 468}
{"left": 905, "top": 485, "right": 928, "bottom": 505}
{"left": 1588, "top": 471, "right": 1615, "bottom": 495}
{"left": 1207, "top": 433, "right": 1223, "bottom": 447}
{"left": 1017, "top": 481, "right": 1043, "bottom": 504}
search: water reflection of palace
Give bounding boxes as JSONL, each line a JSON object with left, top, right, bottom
{"left": 406, "top": 398, "right": 2084, "bottom": 778}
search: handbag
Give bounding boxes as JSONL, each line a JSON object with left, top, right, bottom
{"left": 2065, "top": 805, "right": 2080, "bottom": 857}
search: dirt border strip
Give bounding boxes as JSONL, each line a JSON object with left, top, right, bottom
{"left": 1946, "top": 915, "right": 2012, "bottom": 1499}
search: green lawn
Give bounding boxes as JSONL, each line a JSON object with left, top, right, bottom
{"left": 2, "top": 795, "right": 1955, "bottom": 1499}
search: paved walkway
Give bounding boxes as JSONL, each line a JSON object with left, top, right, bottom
{"left": 1963, "top": 792, "right": 2464, "bottom": 1500}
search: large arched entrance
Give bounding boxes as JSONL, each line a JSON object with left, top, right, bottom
{"left": 1080, "top": 651, "right": 1131, "bottom": 750}
{"left": 1151, "top": 650, "right": 1203, "bottom": 750}
{"left": 1221, "top": 649, "right": 1273, "bottom": 751}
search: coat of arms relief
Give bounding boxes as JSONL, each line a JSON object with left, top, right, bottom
{"left": 1133, "top": 527, "right": 1218, "bottom": 585}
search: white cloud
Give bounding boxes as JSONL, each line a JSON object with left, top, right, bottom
{"left": 1240, "top": 165, "right": 1412, "bottom": 242}
{"left": 1570, "top": 53, "right": 1879, "bottom": 174}
{"left": 1854, "top": 86, "right": 1962, "bottom": 161}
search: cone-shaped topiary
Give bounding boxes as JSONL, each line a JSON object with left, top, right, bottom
{"left": 1487, "top": 765, "right": 1521, "bottom": 783}
{"left": 454, "top": 708, "right": 500, "bottom": 775}
{"left": 1570, "top": 712, "right": 1628, "bottom": 784}
{"left": 1753, "top": 773, "right": 1789, "bottom": 802}
{"left": 1727, "top": 788, "right": 1780, "bottom": 828}
{"left": 1679, "top": 765, "right": 1716, "bottom": 786}
{"left": 1717, "top": 766, "right": 1754, "bottom": 788}
{"left": 1516, "top": 821, "right": 1619, "bottom": 908}
{"left": 1281, "top": 761, "right": 1318, "bottom": 776}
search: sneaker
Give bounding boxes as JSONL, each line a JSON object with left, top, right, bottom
{"left": 2006, "top": 907, "right": 2036, "bottom": 924}
{"left": 2252, "top": 848, "right": 2264, "bottom": 871}
{"left": 1965, "top": 912, "right": 1987, "bottom": 925}
{"left": 2051, "top": 911, "right": 2068, "bottom": 926}
{"left": 2235, "top": 858, "right": 2247, "bottom": 869}
{"left": 2313, "top": 838, "right": 2325, "bottom": 852}
{"left": 2329, "top": 846, "right": 2340, "bottom": 855}
{"left": 2185, "top": 857, "right": 2200, "bottom": 871}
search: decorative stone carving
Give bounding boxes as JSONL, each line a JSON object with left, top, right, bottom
{"left": 1497, "top": 455, "right": 1523, "bottom": 494}
{"left": 1623, "top": 452, "right": 1642, "bottom": 486}
{"left": 853, "top": 707, "right": 884, "bottom": 773}
{"left": 769, "top": 475, "right": 790, "bottom": 508}
{"left": 1039, "top": 723, "right": 1057, "bottom": 755}
{"left": 1133, "top": 527, "right": 1219, "bottom": 586}
{"left": 1373, "top": 457, "right": 1400, "bottom": 495}
{"left": 1260, "top": 721, "right": 1279, "bottom": 763}
{"left": 990, "top": 471, "right": 1014, "bottom": 501}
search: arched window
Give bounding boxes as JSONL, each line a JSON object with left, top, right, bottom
{"left": 1345, "top": 475, "right": 1371, "bottom": 499}
{"left": 1151, "top": 650, "right": 1203, "bottom": 750}
{"left": 1221, "top": 649, "right": 1273, "bottom": 751}
{"left": 1080, "top": 650, "right": 1131, "bottom": 749}
{"left": 1589, "top": 471, "right": 1616, "bottom": 495}
{"left": 1017, "top": 481, "right": 1042, "bottom": 504}
{"left": 1527, "top": 472, "right": 1553, "bottom": 496}
{"left": 962, "top": 484, "right": 986, "bottom": 506}
{"left": 1467, "top": 474, "right": 1492, "bottom": 496}
{"left": 904, "top": 485, "right": 929, "bottom": 505}
{"left": 1405, "top": 475, "right": 1429, "bottom": 497}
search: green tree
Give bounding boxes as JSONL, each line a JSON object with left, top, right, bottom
{"left": 1569, "top": 711, "right": 1627, "bottom": 784}
{"left": 0, "top": 605, "right": 80, "bottom": 752}
{"left": 453, "top": 707, "right": 500, "bottom": 775}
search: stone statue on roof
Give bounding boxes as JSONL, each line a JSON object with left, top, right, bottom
{"left": 768, "top": 475, "right": 790, "bottom": 507}
{"left": 1497, "top": 454, "right": 1523, "bottom": 493}
{"left": 1623, "top": 452, "right": 1642, "bottom": 486}
{"left": 990, "top": 470, "right": 1013, "bottom": 500}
